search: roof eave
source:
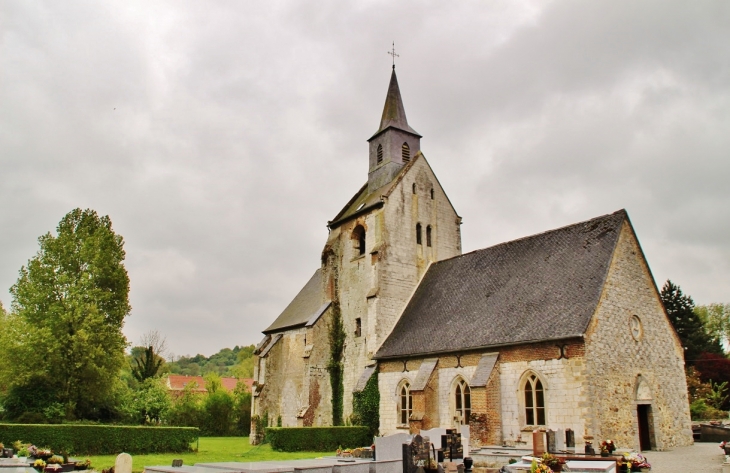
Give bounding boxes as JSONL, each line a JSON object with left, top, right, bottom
{"left": 373, "top": 334, "right": 585, "bottom": 361}
{"left": 328, "top": 201, "right": 384, "bottom": 230}
{"left": 368, "top": 125, "right": 422, "bottom": 142}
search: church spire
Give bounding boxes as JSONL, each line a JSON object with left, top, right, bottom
{"left": 370, "top": 67, "right": 421, "bottom": 139}
{"left": 367, "top": 67, "right": 422, "bottom": 192}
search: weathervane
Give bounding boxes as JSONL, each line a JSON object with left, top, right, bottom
{"left": 388, "top": 41, "right": 399, "bottom": 68}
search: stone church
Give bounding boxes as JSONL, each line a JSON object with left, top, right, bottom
{"left": 251, "top": 68, "right": 693, "bottom": 451}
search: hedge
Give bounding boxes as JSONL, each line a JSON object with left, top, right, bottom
{"left": 0, "top": 424, "right": 199, "bottom": 455}
{"left": 266, "top": 426, "right": 370, "bottom": 452}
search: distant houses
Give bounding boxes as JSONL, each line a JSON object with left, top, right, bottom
{"left": 166, "top": 374, "right": 254, "bottom": 397}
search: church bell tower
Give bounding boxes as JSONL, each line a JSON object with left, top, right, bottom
{"left": 367, "top": 67, "right": 422, "bottom": 192}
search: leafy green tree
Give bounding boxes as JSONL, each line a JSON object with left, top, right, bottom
{"left": 696, "top": 303, "right": 730, "bottom": 348}
{"left": 168, "top": 382, "right": 203, "bottom": 428}
{"left": 233, "top": 381, "right": 252, "bottom": 436}
{"left": 6, "top": 208, "right": 131, "bottom": 420}
{"left": 132, "top": 346, "right": 165, "bottom": 382}
{"left": 124, "top": 378, "right": 171, "bottom": 424}
{"left": 660, "top": 280, "right": 724, "bottom": 365}
{"left": 202, "top": 389, "right": 235, "bottom": 436}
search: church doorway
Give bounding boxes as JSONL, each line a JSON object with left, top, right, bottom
{"left": 637, "top": 404, "right": 655, "bottom": 451}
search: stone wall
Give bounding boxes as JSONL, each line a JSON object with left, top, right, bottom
{"left": 583, "top": 222, "right": 693, "bottom": 450}
{"left": 322, "top": 154, "right": 461, "bottom": 424}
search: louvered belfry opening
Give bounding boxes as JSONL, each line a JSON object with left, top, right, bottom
{"left": 402, "top": 142, "right": 410, "bottom": 162}
{"left": 377, "top": 144, "right": 383, "bottom": 164}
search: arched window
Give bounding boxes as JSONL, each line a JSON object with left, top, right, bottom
{"left": 523, "top": 373, "right": 546, "bottom": 426}
{"left": 399, "top": 380, "right": 412, "bottom": 425}
{"left": 430, "top": 188, "right": 434, "bottom": 200}
{"left": 426, "top": 225, "right": 432, "bottom": 247}
{"left": 412, "top": 183, "right": 416, "bottom": 194}
{"left": 353, "top": 225, "right": 366, "bottom": 256}
{"left": 402, "top": 142, "right": 410, "bottom": 163}
{"left": 453, "top": 377, "right": 471, "bottom": 424}
{"left": 377, "top": 144, "right": 383, "bottom": 164}
{"left": 416, "top": 223, "right": 422, "bottom": 245}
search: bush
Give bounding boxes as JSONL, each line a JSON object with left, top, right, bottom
{"left": 0, "top": 424, "right": 199, "bottom": 454}
{"left": 266, "top": 426, "right": 371, "bottom": 452}
{"left": 690, "top": 399, "right": 728, "bottom": 420}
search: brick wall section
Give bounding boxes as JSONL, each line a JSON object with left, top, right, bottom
{"left": 379, "top": 340, "right": 586, "bottom": 448}
{"left": 583, "top": 222, "right": 693, "bottom": 450}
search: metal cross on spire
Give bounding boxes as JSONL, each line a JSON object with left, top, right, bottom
{"left": 388, "top": 42, "right": 399, "bottom": 68}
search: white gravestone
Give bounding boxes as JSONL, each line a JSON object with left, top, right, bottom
{"left": 115, "top": 453, "right": 133, "bottom": 473}
{"left": 374, "top": 433, "right": 411, "bottom": 461}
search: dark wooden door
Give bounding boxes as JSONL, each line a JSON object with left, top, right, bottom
{"left": 637, "top": 404, "right": 652, "bottom": 451}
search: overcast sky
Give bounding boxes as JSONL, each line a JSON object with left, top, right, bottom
{"left": 2, "top": 1, "right": 728, "bottom": 358}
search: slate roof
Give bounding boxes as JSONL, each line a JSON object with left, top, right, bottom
{"left": 374, "top": 210, "right": 628, "bottom": 359}
{"left": 264, "top": 269, "right": 327, "bottom": 333}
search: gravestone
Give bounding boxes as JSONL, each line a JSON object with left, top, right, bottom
{"left": 402, "top": 435, "right": 431, "bottom": 473}
{"left": 376, "top": 433, "right": 411, "bottom": 462}
{"left": 565, "top": 429, "right": 575, "bottom": 449}
{"left": 458, "top": 425, "right": 470, "bottom": 458}
{"left": 440, "top": 430, "right": 463, "bottom": 461}
{"left": 172, "top": 460, "right": 183, "bottom": 467}
{"left": 546, "top": 430, "right": 556, "bottom": 453}
{"left": 554, "top": 429, "right": 565, "bottom": 452}
{"left": 420, "top": 428, "right": 447, "bottom": 449}
{"left": 532, "top": 430, "right": 545, "bottom": 456}
{"left": 115, "top": 453, "right": 133, "bottom": 473}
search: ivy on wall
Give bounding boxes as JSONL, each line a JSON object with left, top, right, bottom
{"left": 327, "top": 302, "right": 346, "bottom": 425}
{"left": 352, "top": 368, "right": 380, "bottom": 437}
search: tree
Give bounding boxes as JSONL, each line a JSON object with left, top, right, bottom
{"left": 124, "top": 378, "right": 171, "bottom": 424}
{"left": 695, "top": 303, "right": 730, "bottom": 348}
{"left": 660, "top": 280, "right": 723, "bottom": 365}
{"left": 6, "top": 208, "right": 131, "bottom": 420}
{"left": 139, "top": 329, "right": 168, "bottom": 360}
{"left": 132, "top": 346, "right": 164, "bottom": 382}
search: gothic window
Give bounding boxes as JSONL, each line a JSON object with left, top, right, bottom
{"left": 402, "top": 142, "right": 410, "bottom": 163}
{"left": 453, "top": 377, "right": 471, "bottom": 425}
{"left": 353, "top": 225, "right": 366, "bottom": 256}
{"left": 355, "top": 318, "right": 362, "bottom": 337}
{"left": 416, "top": 223, "right": 422, "bottom": 245}
{"left": 426, "top": 225, "right": 432, "bottom": 247}
{"left": 399, "top": 380, "right": 412, "bottom": 425}
{"left": 377, "top": 144, "right": 383, "bottom": 164}
{"left": 523, "top": 372, "right": 546, "bottom": 426}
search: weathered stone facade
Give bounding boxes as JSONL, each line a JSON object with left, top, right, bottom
{"left": 251, "top": 68, "right": 692, "bottom": 452}
{"left": 582, "top": 221, "right": 693, "bottom": 449}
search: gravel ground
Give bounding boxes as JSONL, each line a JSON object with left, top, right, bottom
{"left": 641, "top": 442, "right": 724, "bottom": 473}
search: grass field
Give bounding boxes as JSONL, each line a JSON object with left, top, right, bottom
{"left": 87, "top": 437, "right": 334, "bottom": 473}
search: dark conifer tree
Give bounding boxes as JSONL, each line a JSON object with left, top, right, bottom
{"left": 661, "top": 280, "right": 724, "bottom": 365}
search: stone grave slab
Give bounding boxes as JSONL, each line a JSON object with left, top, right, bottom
{"left": 532, "top": 431, "right": 545, "bottom": 456}
{"left": 546, "top": 430, "right": 556, "bottom": 453}
{"left": 332, "top": 463, "right": 370, "bottom": 473}
{"left": 374, "top": 433, "right": 411, "bottom": 461}
{"left": 116, "top": 453, "right": 133, "bottom": 473}
{"left": 293, "top": 467, "right": 332, "bottom": 473}
{"left": 368, "top": 460, "right": 401, "bottom": 473}
{"left": 148, "top": 466, "right": 242, "bottom": 473}
{"left": 554, "top": 429, "right": 565, "bottom": 452}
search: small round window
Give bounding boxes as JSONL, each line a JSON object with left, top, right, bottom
{"left": 630, "top": 315, "right": 643, "bottom": 341}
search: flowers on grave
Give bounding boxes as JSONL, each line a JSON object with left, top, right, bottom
{"left": 29, "top": 446, "right": 53, "bottom": 460}
{"left": 540, "top": 453, "right": 565, "bottom": 472}
{"left": 76, "top": 459, "right": 92, "bottom": 471}
{"left": 530, "top": 458, "right": 552, "bottom": 473}
{"left": 600, "top": 439, "right": 616, "bottom": 454}
{"left": 620, "top": 452, "right": 650, "bottom": 470}
{"left": 47, "top": 456, "right": 64, "bottom": 465}
{"left": 33, "top": 459, "right": 46, "bottom": 472}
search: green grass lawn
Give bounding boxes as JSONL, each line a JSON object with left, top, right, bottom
{"left": 87, "top": 437, "right": 334, "bottom": 473}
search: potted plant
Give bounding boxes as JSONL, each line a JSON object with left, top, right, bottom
{"left": 530, "top": 459, "right": 552, "bottom": 473}
{"left": 540, "top": 453, "right": 565, "bottom": 472}
{"left": 599, "top": 439, "right": 615, "bottom": 457}
{"left": 33, "top": 459, "right": 46, "bottom": 472}
{"left": 75, "top": 459, "right": 92, "bottom": 471}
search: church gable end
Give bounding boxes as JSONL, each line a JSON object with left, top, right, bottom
{"left": 583, "top": 218, "right": 692, "bottom": 450}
